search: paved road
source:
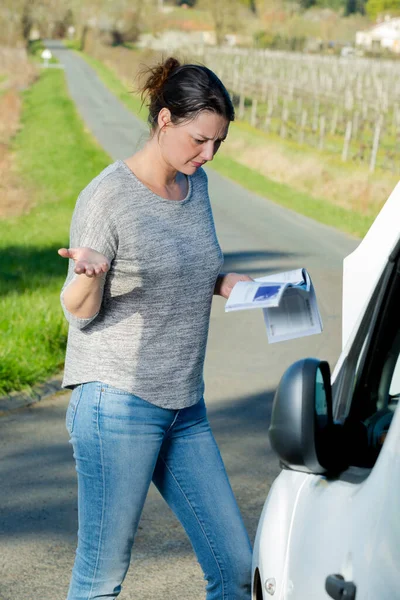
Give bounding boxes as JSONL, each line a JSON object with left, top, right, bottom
{"left": 0, "top": 42, "right": 359, "bottom": 600}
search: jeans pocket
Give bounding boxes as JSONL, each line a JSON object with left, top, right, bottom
{"left": 66, "top": 384, "right": 83, "bottom": 435}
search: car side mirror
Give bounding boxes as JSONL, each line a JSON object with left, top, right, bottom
{"left": 269, "top": 358, "right": 344, "bottom": 474}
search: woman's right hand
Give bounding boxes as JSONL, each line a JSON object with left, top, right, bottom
{"left": 58, "top": 247, "right": 110, "bottom": 278}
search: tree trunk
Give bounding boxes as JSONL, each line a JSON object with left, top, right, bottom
{"left": 21, "top": 3, "right": 32, "bottom": 47}
{"left": 80, "top": 25, "right": 89, "bottom": 51}
{"left": 111, "top": 29, "right": 124, "bottom": 46}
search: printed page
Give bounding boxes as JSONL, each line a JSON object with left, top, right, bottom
{"left": 263, "top": 286, "right": 323, "bottom": 343}
{"left": 225, "top": 268, "right": 323, "bottom": 343}
{"left": 255, "top": 268, "right": 305, "bottom": 286}
{"left": 225, "top": 280, "right": 287, "bottom": 312}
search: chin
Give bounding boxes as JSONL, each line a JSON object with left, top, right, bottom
{"left": 182, "top": 164, "right": 199, "bottom": 175}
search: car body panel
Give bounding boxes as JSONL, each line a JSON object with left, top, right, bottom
{"left": 253, "top": 182, "right": 400, "bottom": 599}
{"left": 254, "top": 402, "right": 400, "bottom": 599}
{"left": 252, "top": 471, "right": 308, "bottom": 598}
{"left": 342, "top": 181, "right": 400, "bottom": 351}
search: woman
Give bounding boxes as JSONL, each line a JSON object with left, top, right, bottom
{"left": 59, "top": 56, "right": 253, "bottom": 600}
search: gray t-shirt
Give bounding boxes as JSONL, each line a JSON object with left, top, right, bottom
{"left": 61, "top": 160, "right": 224, "bottom": 409}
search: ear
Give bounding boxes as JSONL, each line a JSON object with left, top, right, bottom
{"left": 157, "top": 107, "right": 172, "bottom": 132}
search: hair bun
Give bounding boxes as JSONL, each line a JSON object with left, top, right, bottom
{"left": 138, "top": 57, "right": 234, "bottom": 131}
{"left": 140, "top": 57, "right": 181, "bottom": 104}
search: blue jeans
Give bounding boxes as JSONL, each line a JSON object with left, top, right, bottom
{"left": 66, "top": 382, "right": 252, "bottom": 600}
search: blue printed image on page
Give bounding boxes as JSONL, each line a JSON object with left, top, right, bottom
{"left": 253, "top": 285, "right": 281, "bottom": 302}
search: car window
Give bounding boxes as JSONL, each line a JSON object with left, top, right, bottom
{"left": 338, "top": 258, "right": 400, "bottom": 469}
{"left": 333, "top": 283, "right": 380, "bottom": 423}
{"left": 362, "top": 333, "right": 400, "bottom": 459}
{"left": 378, "top": 331, "right": 400, "bottom": 407}
{"left": 389, "top": 354, "right": 400, "bottom": 397}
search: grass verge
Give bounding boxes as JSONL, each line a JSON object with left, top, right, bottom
{"left": 79, "top": 50, "right": 372, "bottom": 238}
{"left": 0, "top": 67, "right": 110, "bottom": 396}
{"left": 211, "top": 154, "right": 372, "bottom": 236}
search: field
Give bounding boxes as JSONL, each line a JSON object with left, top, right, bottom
{"left": 1, "top": 37, "right": 397, "bottom": 395}
{"left": 80, "top": 37, "right": 397, "bottom": 232}
{"left": 198, "top": 46, "right": 400, "bottom": 174}
{"left": 0, "top": 48, "right": 38, "bottom": 219}
{"left": 0, "top": 58, "right": 110, "bottom": 396}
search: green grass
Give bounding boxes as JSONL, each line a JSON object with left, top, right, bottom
{"left": 78, "top": 50, "right": 373, "bottom": 238}
{"left": 0, "top": 68, "right": 110, "bottom": 396}
{"left": 211, "top": 154, "right": 372, "bottom": 235}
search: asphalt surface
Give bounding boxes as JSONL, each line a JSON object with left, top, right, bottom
{"left": 0, "top": 42, "right": 359, "bottom": 600}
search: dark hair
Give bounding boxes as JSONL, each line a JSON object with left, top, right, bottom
{"left": 139, "top": 57, "right": 235, "bottom": 130}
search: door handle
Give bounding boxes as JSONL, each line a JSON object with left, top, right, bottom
{"left": 325, "top": 574, "right": 356, "bottom": 599}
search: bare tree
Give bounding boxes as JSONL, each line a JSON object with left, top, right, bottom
{"left": 72, "top": 0, "right": 156, "bottom": 49}
{"left": 0, "top": 0, "right": 156, "bottom": 49}
{"left": 1, "top": 0, "right": 70, "bottom": 46}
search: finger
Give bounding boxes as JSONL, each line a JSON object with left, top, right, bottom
{"left": 59, "top": 248, "right": 79, "bottom": 259}
{"left": 74, "top": 261, "right": 86, "bottom": 274}
{"left": 58, "top": 248, "right": 70, "bottom": 258}
{"left": 238, "top": 274, "right": 253, "bottom": 281}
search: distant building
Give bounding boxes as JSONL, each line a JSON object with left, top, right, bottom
{"left": 137, "top": 30, "right": 217, "bottom": 51}
{"left": 356, "top": 16, "right": 400, "bottom": 53}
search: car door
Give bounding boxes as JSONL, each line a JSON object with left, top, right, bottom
{"left": 282, "top": 248, "right": 400, "bottom": 600}
{"left": 253, "top": 182, "right": 400, "bottom": 600}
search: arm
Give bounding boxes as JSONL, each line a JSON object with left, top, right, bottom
{"left": 214, "top": 272, "right": 253, "bottom": 299}
{"left": 61, "top": 270, "right": 106, "bottom": 320}
{"left": 213, "top": 273, "right": 226, "bottom": 297}
{"left": 60, "top": 184, "right": 119, "bottom": 327}
{"left": 201, "top": 170, "right": 253, "bottom": 299}
{"left": 62, "top": 275, "right": 105, "bottom": 320}
{"left": 59, "top": 246, "right": 111, "bottom": 320}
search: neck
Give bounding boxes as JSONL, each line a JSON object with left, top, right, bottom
{"left": 128, "top": 138, "right": 178, "bottom": 187}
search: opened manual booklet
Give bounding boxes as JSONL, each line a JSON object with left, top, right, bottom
{"left": 225, "top": 268, "right": 323, "bottom": 344}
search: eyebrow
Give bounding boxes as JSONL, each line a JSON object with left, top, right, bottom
{"left": 196, "top": 135, "right": 227, "bottom": 142}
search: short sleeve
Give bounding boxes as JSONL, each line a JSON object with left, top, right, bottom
{"left": 60, "top": 185, "right": 119, "bottom": 330}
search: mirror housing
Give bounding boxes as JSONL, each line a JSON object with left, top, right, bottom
{"left": 269, "top": 358, "right": 343, "bottom": 474}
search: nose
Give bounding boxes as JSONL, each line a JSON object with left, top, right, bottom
{"left": 200, "top": 141, "right": 215, "bottom": 162}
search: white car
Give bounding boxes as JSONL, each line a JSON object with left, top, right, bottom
{"left": 252, "top": 183, "right": 400, "bottom": 600}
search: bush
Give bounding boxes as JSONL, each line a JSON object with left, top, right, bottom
{"left": 254, "top": 30, "right": 307, "bottom": 51}
{"left": 27, "top": 39, "right": 45, "bottom": 56}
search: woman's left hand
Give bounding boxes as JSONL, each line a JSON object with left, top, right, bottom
{"left": 216, "top": 272, "right": 253, "bottom": 299}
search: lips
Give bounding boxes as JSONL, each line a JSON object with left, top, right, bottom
{"left": 192, "top": 161, "right": 204, "bottom": 168}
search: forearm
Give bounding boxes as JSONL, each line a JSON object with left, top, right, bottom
{"left": 213, "top": 273, "right": 226, "bottom": 296}
{"left": 62, "top": 274, "right": 106, "bottom": 319}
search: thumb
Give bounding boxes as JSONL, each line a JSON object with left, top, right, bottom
{"left": 58, "top": 248, "right": 78, "bottom": 259}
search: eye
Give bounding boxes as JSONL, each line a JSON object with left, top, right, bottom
{"left": 194, "top": 139, "right": 205, "bottom": 144}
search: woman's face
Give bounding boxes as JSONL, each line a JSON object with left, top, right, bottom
{"left": 158, "top": 109, "right": 230, "bottom": 175}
